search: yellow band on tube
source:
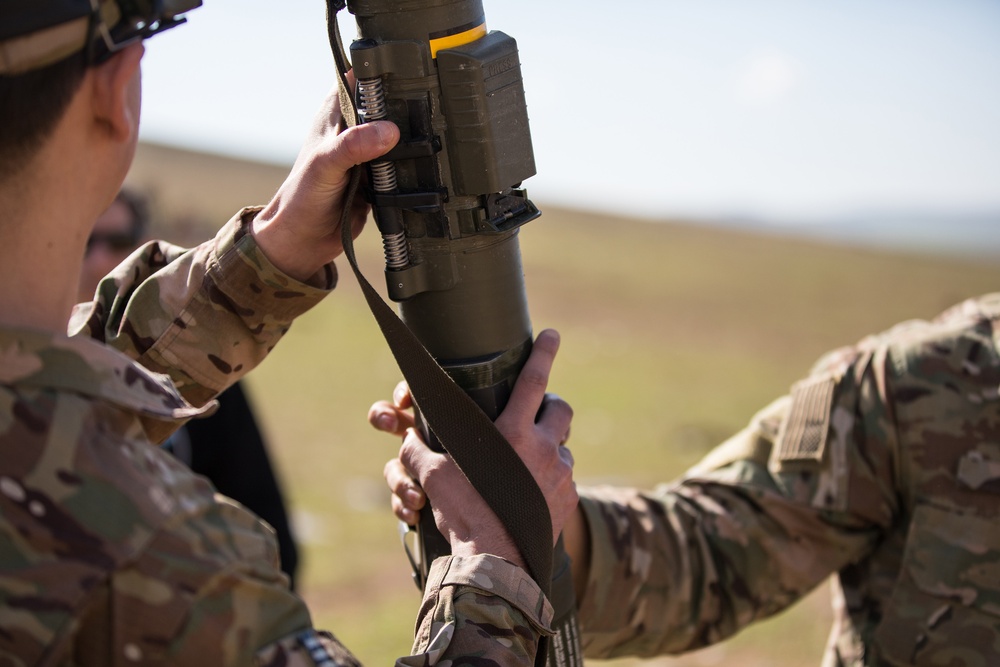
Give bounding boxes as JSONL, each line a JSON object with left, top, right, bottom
{"left": 429, "top": 23, "right": 487, "bottom": 58}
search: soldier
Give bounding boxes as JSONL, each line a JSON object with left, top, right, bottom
{"left": 0, "top": 2, "right": 575, "bottom": 666}
{"left": 374, "top": 293, "right": 1000, "bottom": 665}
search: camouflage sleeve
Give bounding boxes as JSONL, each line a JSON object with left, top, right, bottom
{"left": 68, "top": 207, "right": 334, "bottom": 419}
{"left": 397, "top": 555, "right": 554, "bottom": 666}
{"left": 255, "top": 556, "right": 554, "bottom": 667}
{"left": 575, "top": 335, "right": 902, "bottom": 659}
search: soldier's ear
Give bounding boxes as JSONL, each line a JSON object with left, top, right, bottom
{"left": 89, "top": 42, "right": 145, "bottom": 144}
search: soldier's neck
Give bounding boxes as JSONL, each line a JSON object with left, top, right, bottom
{"left": 0, "top": 238, "right": 85, "bottom": 336}
{"left": 0, "top": 167, "right": 91, "bottom": 335}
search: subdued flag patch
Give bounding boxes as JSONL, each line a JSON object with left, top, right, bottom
{"left": 776, "top": 376, "right": 835, "bottom": 463}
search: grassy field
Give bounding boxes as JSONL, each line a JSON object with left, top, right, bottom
{"left": 129, "top": 141, "right": 1000, "bottom": 665}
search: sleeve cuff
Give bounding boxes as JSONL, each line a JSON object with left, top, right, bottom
{"left": 575, "top": 490, "right": 613, "bottom": 624}
{"left": 210, "top": 207, "right": 337, "bottom": 324}
{"left": 426, "top": 554, "right": 555, "bottom": 634}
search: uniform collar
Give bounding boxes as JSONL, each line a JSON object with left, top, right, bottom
{"left": 0, "top": 325, "right": 212, "bottom": 421}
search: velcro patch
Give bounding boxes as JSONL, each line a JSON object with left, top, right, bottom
{"left": 776, "top": 376, "right": 835, "bottom": 463}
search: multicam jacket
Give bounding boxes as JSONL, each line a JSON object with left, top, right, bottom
{"left": 0, "top": 209, "right": 552, "bottom": 666}
{"left": 577, "top": 293, "right": 1000, "bottom": 666}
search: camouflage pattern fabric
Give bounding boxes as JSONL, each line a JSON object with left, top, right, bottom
{"left": 576, "top": 293, "right": 1000, "bottom": 666}
{"left": 398, "top": 554, "right": 554, "bottom": 666}
{"left": 1, "top": 209, "right": 552, "bottom": 665}
{"left": 67, "top": 207, "right": 336, "bottom": 439}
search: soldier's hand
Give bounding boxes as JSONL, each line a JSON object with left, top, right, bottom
{"left": 369, "top": 382, "right": 425, "bottom": 525}
{"left": 251, "top": 78, "right": 399, "bottom": 283}
{"left": 368, "top": 329, "right": 577, "bottom": 568}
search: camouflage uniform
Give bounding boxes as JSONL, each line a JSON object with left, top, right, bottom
{"left": 0, "top": 209, "right": 552, "bottom": 666}
{"left": 576, "top": 293, "right": 1000, "bottom": 666}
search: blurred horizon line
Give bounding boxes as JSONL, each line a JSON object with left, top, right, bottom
{"left": 132, "top": 138, "right": 1000, "bottom": 261}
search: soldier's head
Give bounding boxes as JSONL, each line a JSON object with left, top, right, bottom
{"left": 0, "top": 0, "right": 201, "bottom": 181}
{"left": 78, "top": 187, "right": 150, "bottom": 302}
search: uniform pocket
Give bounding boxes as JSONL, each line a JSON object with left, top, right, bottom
{"left": 872, "top": 503, "right": 1000, "bottom": 666}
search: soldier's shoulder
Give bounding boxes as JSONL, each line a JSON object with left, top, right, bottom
{"left": 880, "top": 293, "right": 1000, "bottom": 383}
{"left": 1, "top": 390, "right": 221, "bottom": 561}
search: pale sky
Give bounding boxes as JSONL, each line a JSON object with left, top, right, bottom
{"left": 138, "top": 0, "right": 1000, "bottom": 222}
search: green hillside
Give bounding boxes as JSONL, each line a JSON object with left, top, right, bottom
{"left": 128, "top": 141, "right": 1000, "bottom": 666}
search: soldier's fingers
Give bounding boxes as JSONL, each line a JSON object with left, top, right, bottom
{"left": 500, "top": 329, "right": 560, "bottom": 431}
{"left": 558, "top": 444, "right": 575, "bottom": 469}
{"left": 390, "top": 493, "right": 419, "bottom": 526}
{"left": 368, "top": 400, "right": 414, "bottom": 436}
{"left": 368, "top": 400, "right": 395, "bottom": 432}
{"left": 331, "top": 121, "right": 399, "bottom": 174}
{"left": 399, "top": 428, "right": 455, "bottom": 497}
{"left": 383, "top": 457, "right": 425, "bottom": 511}
{"left": 536, "top": 393, "right": 573, "bottom": 441}
{"left": 393, "top": 381, "right": 413, "bottom": 409}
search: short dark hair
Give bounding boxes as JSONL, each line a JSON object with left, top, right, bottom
{"left": 0, "top": 49, "right": 87, "bottom": 180}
